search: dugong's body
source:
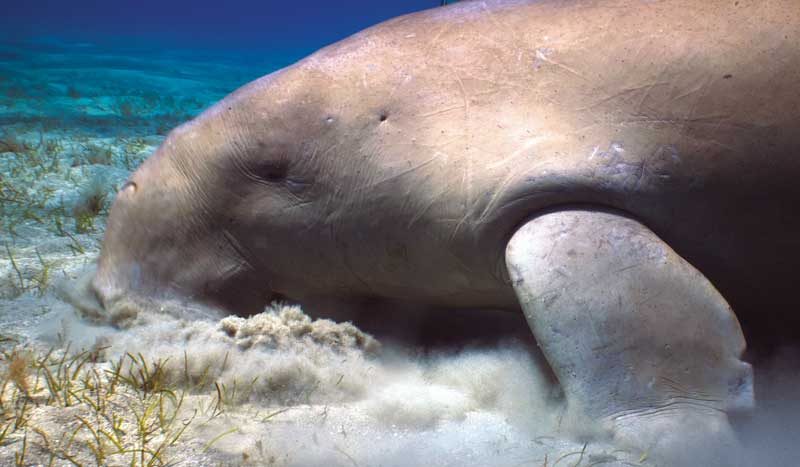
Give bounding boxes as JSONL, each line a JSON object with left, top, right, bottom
{"left": 86, "top": 0, "right": 799, "bottom": 459}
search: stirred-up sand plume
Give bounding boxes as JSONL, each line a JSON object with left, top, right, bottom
{"left": 0, "top": 286, "right": 649, "bottom": 467}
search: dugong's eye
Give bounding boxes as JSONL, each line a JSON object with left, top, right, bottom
{"left": 251, "top": 159, "right": 289, "bottom": 182}
{"left": 120, "top": 181, "right": 137, "bottom": 195}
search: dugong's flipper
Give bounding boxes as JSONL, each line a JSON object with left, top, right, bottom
{"left": 505, "top": 208, "right": 753, "bottom": 460}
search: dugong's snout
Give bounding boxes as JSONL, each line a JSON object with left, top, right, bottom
{"left": 90, "top": 222, "right": 272, "bottom": 324}
{"left": 59, "top": 260, "right": 138, "bottom": 327}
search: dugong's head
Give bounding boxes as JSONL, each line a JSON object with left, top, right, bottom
{"left": 87, "top": 61, "right": 371, "bottom": 320}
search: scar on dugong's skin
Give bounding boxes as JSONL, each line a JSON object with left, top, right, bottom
{"left": 78, "top": 0, "right": 799, "bottom": 460}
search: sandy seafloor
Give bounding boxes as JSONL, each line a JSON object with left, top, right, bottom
{"left": 0, "top": 39, "right": 798, "bottom": 467}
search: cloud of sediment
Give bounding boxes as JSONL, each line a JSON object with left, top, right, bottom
{"left": 38, "top": 270, "right": 800, "bottom": 467}
{"left": 43, "top": 274, "right": 636, "bottom": 466}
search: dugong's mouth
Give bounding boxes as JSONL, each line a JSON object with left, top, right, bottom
{"left": 58, "top": 265, "right": 225, "bottom": 328}
{"left": 56, "top": 265, "right": 107, "bottom": 322}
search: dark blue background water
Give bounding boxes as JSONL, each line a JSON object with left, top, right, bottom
{"left": 3, "top": 0, "right": 444, "bottom": 59}
{"left": 0, "top": 1, "right": 458, "bottom": 139}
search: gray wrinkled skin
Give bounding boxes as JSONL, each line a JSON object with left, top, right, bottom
{"left": 90, "top": 0, "right": 799, "bottom": 342}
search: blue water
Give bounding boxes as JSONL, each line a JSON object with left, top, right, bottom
{"left": 0, "top": 1, "right": 450, "bottom": 139}
{"left": 4, "top": 0, "right": 439, "bottom": 50}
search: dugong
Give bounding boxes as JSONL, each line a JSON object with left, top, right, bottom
{"left": 83, "top": 0, "right": 799, "bottom": 457}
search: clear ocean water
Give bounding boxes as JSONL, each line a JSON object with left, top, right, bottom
{"left": 1, "top": 0, "right": 446, "bottom": 139}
